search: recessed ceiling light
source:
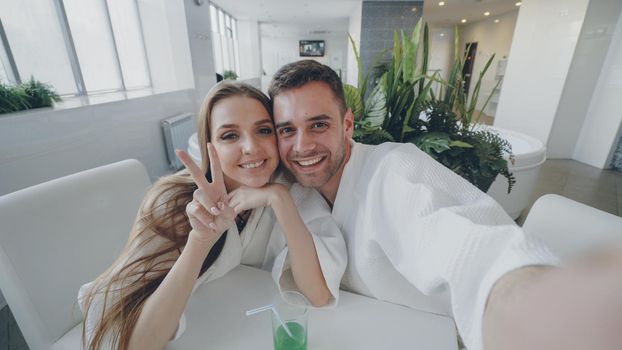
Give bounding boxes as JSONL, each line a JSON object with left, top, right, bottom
{"left": 440, "top": 33, "right": 445, "bottom": 37}
{"left": 461, "top": 18, "right": 467, "bottom": 23}
{"left": 484, "top": 11, "right": 490, "bottom": 16}
{"left": 438, "top": 1, "right": 445, "bottom": 6}
{"left": 494, "top": 19, "right": 500, "bottom": 23}
{"left": 411, "top": 7, "right": 417, "bottom": 12}
{"left": 515, "top": 2, "right": 522, "bottom": 6}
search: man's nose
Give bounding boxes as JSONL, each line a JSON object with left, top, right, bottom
{"left": 293, "top": 131, "right": 315, "bottom": 153}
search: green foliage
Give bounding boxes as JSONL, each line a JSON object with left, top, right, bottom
{"left": 223, "top": 70, "right": 238, "bottom": 80}
{"left": 345, "top": 19, "right": 515, "bottom": 193}
{"left": 0, "top": 78, "right": 61, "bottom": 115}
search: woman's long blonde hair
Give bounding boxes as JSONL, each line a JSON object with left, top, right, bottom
{"left": 81, "top": 81, "right": 272, "bottom": 350}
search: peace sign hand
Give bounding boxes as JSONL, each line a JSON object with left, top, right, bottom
{"left": 176, "top": 144, "right": 235, "bottom": 245}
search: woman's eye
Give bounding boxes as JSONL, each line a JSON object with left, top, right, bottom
{"left": 258, "top": 127, "right": 274, "bottom": 135}
{"left": 221, "top": 132, "right": 238, "bottom": 140}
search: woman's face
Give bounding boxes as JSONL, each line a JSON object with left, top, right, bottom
{"left": 209, "top": 95, "right": 279, "bottom": 191}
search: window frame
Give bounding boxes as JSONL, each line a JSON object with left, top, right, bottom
{"left": 209, "top": 2, "right": 240, "bottom": 76}
{"left": 0, "top": 0, "right": 152, "bottom": 98}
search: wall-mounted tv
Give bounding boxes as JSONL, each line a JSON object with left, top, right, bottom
{"left": 299, "top": 40, "right": 325, "bottom": 57}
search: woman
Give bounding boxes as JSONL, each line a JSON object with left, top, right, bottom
{"left": 78, "top": 82, "right": 346, "bottom": 350}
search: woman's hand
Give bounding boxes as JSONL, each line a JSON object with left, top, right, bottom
{"left": 176, "top": 145, "right": 235, "bottom": 244}
{"left": 228, "top": 184, "right": 287, "bottom": 214}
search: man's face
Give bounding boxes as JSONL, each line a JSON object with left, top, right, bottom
{"left": 273, "top": 81, "right": 353, "bottom": 189}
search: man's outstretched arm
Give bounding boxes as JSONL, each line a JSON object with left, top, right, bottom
{"left": 483, "top": 255, "right": 622, "bottom": 350}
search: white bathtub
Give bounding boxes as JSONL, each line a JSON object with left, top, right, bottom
{"left": 486, "top": 126, "right": 547, "bottom": 220}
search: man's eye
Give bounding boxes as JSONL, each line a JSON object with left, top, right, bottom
{"left": 258, "top": 127, "right": 274, "bottom": 135}
{"left": 221, "top": 132, "right": 238, "bottom": 140}
{"left": 279, "top": 127, "right": 295, "bottom": 136}
{"left": 311, "top": 122, "right": 328, "bottom": 130}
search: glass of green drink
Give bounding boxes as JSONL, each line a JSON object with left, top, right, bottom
{"left": 271, "top": 291, "right": 308, "bottom": 350}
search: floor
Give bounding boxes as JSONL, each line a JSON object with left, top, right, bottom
{"left": 516, "top": 159, "right": 622, "bottom": 224}
{"left": 1, "top": 159, "right": 621, "bottom": 350}
{"left": 0, "top": 306, "right": 27, "bottom": 350}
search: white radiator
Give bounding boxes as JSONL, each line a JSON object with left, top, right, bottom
{"left": 162, "top": 113, "right": 195, "bottom": 170}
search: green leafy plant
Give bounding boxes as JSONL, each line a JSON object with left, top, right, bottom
{"left": 0, "top": 78, "right": 61, "bottom": 114}
{"left": 223, "top": 70, "right": 238, "bottom": 80}
{"left": 346, "top": 20, "right": 515, "bottom": 193}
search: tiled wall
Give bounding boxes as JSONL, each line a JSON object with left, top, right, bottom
{"left": 359, "top": 1, "right": 423, "bottom": 80}
{"left": 611, "top": 136, "right": 622, "bottom": 171}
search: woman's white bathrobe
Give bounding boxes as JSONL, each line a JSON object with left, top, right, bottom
{"left": 78, "top": 183, "right": 346, "bottom": 343}
{"left": 333, "top": 141, "right": 558, "bottom": 350}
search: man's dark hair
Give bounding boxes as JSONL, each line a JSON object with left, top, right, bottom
{"left": 268, "top": 60, "right": 346, "bottom": 116}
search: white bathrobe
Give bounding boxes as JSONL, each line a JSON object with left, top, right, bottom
{"left": 78, "top": 183, "right": 346, "bottom": 344}
{"left": 333, "top": 141, "right": 558, "bottom": 350}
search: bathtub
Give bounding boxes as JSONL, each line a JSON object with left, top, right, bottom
{"left": 485, "top": 126, "right": 547, "bottom": 220}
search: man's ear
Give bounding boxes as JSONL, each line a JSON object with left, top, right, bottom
{"left": 343, "top": 108, "right": 354, "bottom": 139}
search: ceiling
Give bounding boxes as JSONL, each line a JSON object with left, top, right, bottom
{"left": 422, "top": 0, "right": 520, "bottom": 25}
{"left": 210, "top": 0, "right": 360, "bottom": 24}
{"left": 210, "top": 0, "right": 521, "bottom": 26}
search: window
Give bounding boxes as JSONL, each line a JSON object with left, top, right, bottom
{"left": 209, "top": 3, "right": 240, "bottom": 76}
{"left": 0, "top": 0, "right": 151, "bottom": 97}
{"left": 0, "top": 0, "right": 77, "bottom": 95}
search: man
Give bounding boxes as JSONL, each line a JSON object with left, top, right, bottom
{"left": 268, "top": 59, "right": 622, "bottom": 350}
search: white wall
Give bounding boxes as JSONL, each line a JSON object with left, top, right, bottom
{"left": 574, "top": 9, "right": 622, "bottom": 168}
{"left": 0, "top": 89, "right": 196, "bottom": 196}
{"left": 346, "top": 2, "right": 362, "bottom": 87}
{"left": 547, "top": 0, "right": 622, "bottom": 160}
{"left": 237, "top": 20, "right": 262, "bottom": 79}
{"left": 494, "top": 0, "right": 590, "bottom": 144}
{"left": 428, "top": 25, "right": 454, "bottom": 83}
{"left": 458, "top": 10, "right": 518, "bottom": 113}
{"left": 260, "top": 21, "right": 349, "bottom": 92}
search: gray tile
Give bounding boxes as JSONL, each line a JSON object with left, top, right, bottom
{"left": 6, "top": 307, "right": 27, "bottom": 350}
{"left": 1, "top": 307, "right": 8, "bottom": 350}
{"left": 523, "top": 159, "right": 622, "bottom": 220}
{"left": 8, "top": 322, "right": 27, "bottom": 350}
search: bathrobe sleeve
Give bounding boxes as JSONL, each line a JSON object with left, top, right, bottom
{"left": 264, "top": 184, "right": 347, "bottom": 307}
{"left": 363, "top": 143, "right": 558, "bottom": 350}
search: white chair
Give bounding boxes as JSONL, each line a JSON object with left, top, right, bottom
{"left": 0, "top": 159, "right": 151, "bottom": 350}
{"left": 522, "top": 194, "right": 622, "bottom": 259}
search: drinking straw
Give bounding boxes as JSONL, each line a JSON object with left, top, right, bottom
{"left": 245, "top": 304, "right": 293, "bottom": 337}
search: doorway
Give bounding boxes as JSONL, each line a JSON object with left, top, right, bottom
{"left": 462, "top": 42, "right": 478, "bottom": 95}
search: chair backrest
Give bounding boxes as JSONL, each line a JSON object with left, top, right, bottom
{"left": 523, "top": 194, "right": 622, "bottom": 259}
{"left": 0, "top": 159, "right": 151, "bottom": 350}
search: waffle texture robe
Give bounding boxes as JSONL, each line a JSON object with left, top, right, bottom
{"left": 333, "top": 141, "right": 557, "bottom": 350}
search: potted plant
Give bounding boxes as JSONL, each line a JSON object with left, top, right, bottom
{"left": 345, "top": 20, "right": 515, "bottom": 193}
{"left": 223, "top": 70, "right": 238, "bottom": 80}
{"left": 0, "top": 78, "right": 61, "bottom": 115}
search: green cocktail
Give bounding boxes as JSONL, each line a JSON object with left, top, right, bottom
{"left": 273, "top": 321, "right": 307, "bottom": 350}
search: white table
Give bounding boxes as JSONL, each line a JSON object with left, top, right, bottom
{"left": 167, "top": 265, "right": 458, "bottom": 350}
